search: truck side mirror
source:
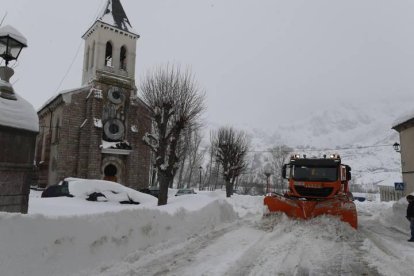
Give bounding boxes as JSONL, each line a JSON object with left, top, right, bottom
{"left": 347, "top": 171, "right": 352, "bottom": 180}
{"left": 346, "top": 166, "right": 352, "bottom": 181}
{"left": 282, "top": 164, "right": 287, "bottom": 179}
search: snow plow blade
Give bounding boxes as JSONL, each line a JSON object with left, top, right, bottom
{"left": 264, "top": 194, "right": 358, "bottom": 229}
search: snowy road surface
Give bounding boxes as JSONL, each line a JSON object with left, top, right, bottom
{"left": 81, "top": 203, "right": 414, "bottom": 276}
{"left": 3, "top": 191, "right": 414, "bottom": 276}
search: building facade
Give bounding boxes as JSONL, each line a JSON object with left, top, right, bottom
{"left": 393, "top": 115, "right": 414, "bottom": 195}
{"left": 35, "top": 0, "right": 151, "bottom": 190}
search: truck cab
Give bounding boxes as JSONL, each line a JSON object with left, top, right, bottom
{"left": 282, "top": 154, "right": 352, "bottom": 199}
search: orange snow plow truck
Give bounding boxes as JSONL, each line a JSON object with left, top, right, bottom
{"left": 264, "top": 154, "right": 357, "bottom": 229}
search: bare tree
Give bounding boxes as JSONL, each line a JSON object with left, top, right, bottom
{"left": 176, "top": 127, "right": 192, "bottom": 189}
{"left": 203, "top": 131, "right": 219, "bottom": 190}
{"left": 212, "top": 127, "right": 249, "bottom": 197}
{"left": 184, "top": 128, "right": 204, "bottom": 188}
{"left": 269, "top": 145, "right": 292, "bottom": 191}
{"left": 174, "top": 126, "right": 206, "bottom": 189}
{"left": 141, "top": 65, "right": 205, "bottom": 206}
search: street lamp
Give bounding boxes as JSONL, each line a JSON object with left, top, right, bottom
{"left": 0, "top": 24, "right": 38, "bottom": 214}
{"left": 199, "top": 166, "right": 203, "bottom": 190}
{"left": 0, "top": 25, "right": 28, "bottom": 100}
{"left": 393, "top": 142, "right": 401, "bottom": 153}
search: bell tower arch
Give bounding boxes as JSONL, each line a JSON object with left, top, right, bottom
{"left": 81, "top": 0, "right": 139, "bottom": 85}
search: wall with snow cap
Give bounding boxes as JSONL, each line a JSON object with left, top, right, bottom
{"left": 392, "top": 108, "right": 414, "bottom": 129}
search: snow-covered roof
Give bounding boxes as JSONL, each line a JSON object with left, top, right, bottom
{"left": 97, "top": 0, "right": 137, "bottom": 34}
{"left": 38, "top": 85, "right": 91, "bottom": 113}
{"left": 0, "top": 25, "right": 28, "bottom": 46}
{"left": 392, "top": 108, "right": 414, "bottom": 130}
{"left": 0, "top": 86, "right": 38, "bottom": 132}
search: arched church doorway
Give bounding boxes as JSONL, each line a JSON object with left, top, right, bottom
{"left": 104, "top": 164, "right": 118, "bottom": 182}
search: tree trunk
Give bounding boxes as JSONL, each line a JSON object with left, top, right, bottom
{"left": 150, "top": 166, "right": 157, "bottom": 186}
{"left": 158, "top": 173, "right": 169, "bottom": 206}
{"left": 207, "top": 150, "right": 213, "bottom": 189}
{"left": 225, "top": 180, "right": 232, "bottom": 198}
{"left": 187, "top": 166, "right": 194, "bottom": 188}
{"left": 214, "top": 162, "right": 219, "bottom": 190}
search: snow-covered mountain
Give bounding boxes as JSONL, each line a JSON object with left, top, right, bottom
{"left": 230, "top": 98, "right": 414, "bottom": 190}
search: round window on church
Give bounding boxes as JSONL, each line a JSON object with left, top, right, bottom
{"left": 103, "top": 119, "right": 125, "bottom": 141}
{"left": 109, "top": 123, "right": 119, "bottom": 134}
{"left": 112, "top": 91, "right": 121, "bottom": 100}
{"left": 108, "top": 87, "right": 124, "bottom": 104}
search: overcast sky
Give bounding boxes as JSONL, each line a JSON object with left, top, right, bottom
{"left": 2, "top": 0, "right": 414, "bottom": 130}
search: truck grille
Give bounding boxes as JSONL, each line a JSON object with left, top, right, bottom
{"left": 294, "top": 186, "right": 333, "bottom": 197}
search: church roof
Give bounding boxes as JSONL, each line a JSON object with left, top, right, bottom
{"left": 38, "top": 85, "right": 91, "bottom": 115}
{"left": 98, "top": 0, "right": 136, "bottom": 34}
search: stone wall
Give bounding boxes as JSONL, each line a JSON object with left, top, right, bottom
{"left": 126, "top": 100, "right": 152, "bottom": 190}
{"left": 0, "top": 125, "right": 37, "bottom": 213}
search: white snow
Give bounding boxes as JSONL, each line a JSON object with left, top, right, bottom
{"left": 130, "top": 124, "right": 138, "bottom": 133}
{"left": 238, "top": 99, "right": 410, "bottom": 191}
{"left": 100, "top": 140, "right": 130, "bottom": 149}
{"left": 1, "top": 186, "right": 414, "bottom": 276}
{"left": 0, "top": 91, "right": 39, "bottom": 132}
{"left": 93, "top": 118, "right": 102, "bottom": 128}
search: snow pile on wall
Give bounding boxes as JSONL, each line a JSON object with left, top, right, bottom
{"left": 0, "top": 92, "right": 38, "bottom": 132}
{"left": 0, "top": 199, "right": 237, "bottom": 276}
{"left": 382, "top": 194, "right": 411, "bottom": 232}
{"left": 392, "top": 108, "right": 414, "bottom": 128}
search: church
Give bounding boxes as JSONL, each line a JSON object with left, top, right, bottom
{"left": 35, "top": 0, "right": 152, "bottom": 190}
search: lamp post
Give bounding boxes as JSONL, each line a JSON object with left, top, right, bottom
{"left": 199, "top": 166, "right": 202, "bottom": 190}
{"left": 0, "top": 25, "right": 28, "bottom": 100}
{"left": 0, "top": 24, "right": 38, "bottom": 214}
{"left": 264, "top": 165, "right": 272, "bottom": 194}
{"left": 393, "top": 142, "right": 401, "bottom": 153}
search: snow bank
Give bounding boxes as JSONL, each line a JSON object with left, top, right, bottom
{"left": 379, "top": 194, "right": 412, "bottom": 233}
{"left": 0, "top": 199, "right": 237, "bottom": 276}
{"left": 354, "top": 193, "right": 412, "bottom": 235}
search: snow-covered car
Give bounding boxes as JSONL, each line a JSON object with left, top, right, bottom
{"left": 175, "top": 189, "right": 197, "bottom": 196}
{"left": 50, "top": 178, "right": 157, "bottom": 205}
{"left": 41, "top": 184, "right": 74, "bottom": 198}
{"left": 354, "top": 196, "right": 366, "bottom": 202}
{"left": 140, "top": 187, "right": 160, "bottom": 198}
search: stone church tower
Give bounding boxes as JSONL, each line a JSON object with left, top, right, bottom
{"left": 35, "top": 0, "right": 152, "bottom": 190}
{"left": 82, "top": 0, "right": 138, "bottom": 85}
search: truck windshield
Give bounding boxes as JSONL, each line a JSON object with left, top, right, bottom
{"left": 292, "top": 166, "right": 338, "bottom": 182}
